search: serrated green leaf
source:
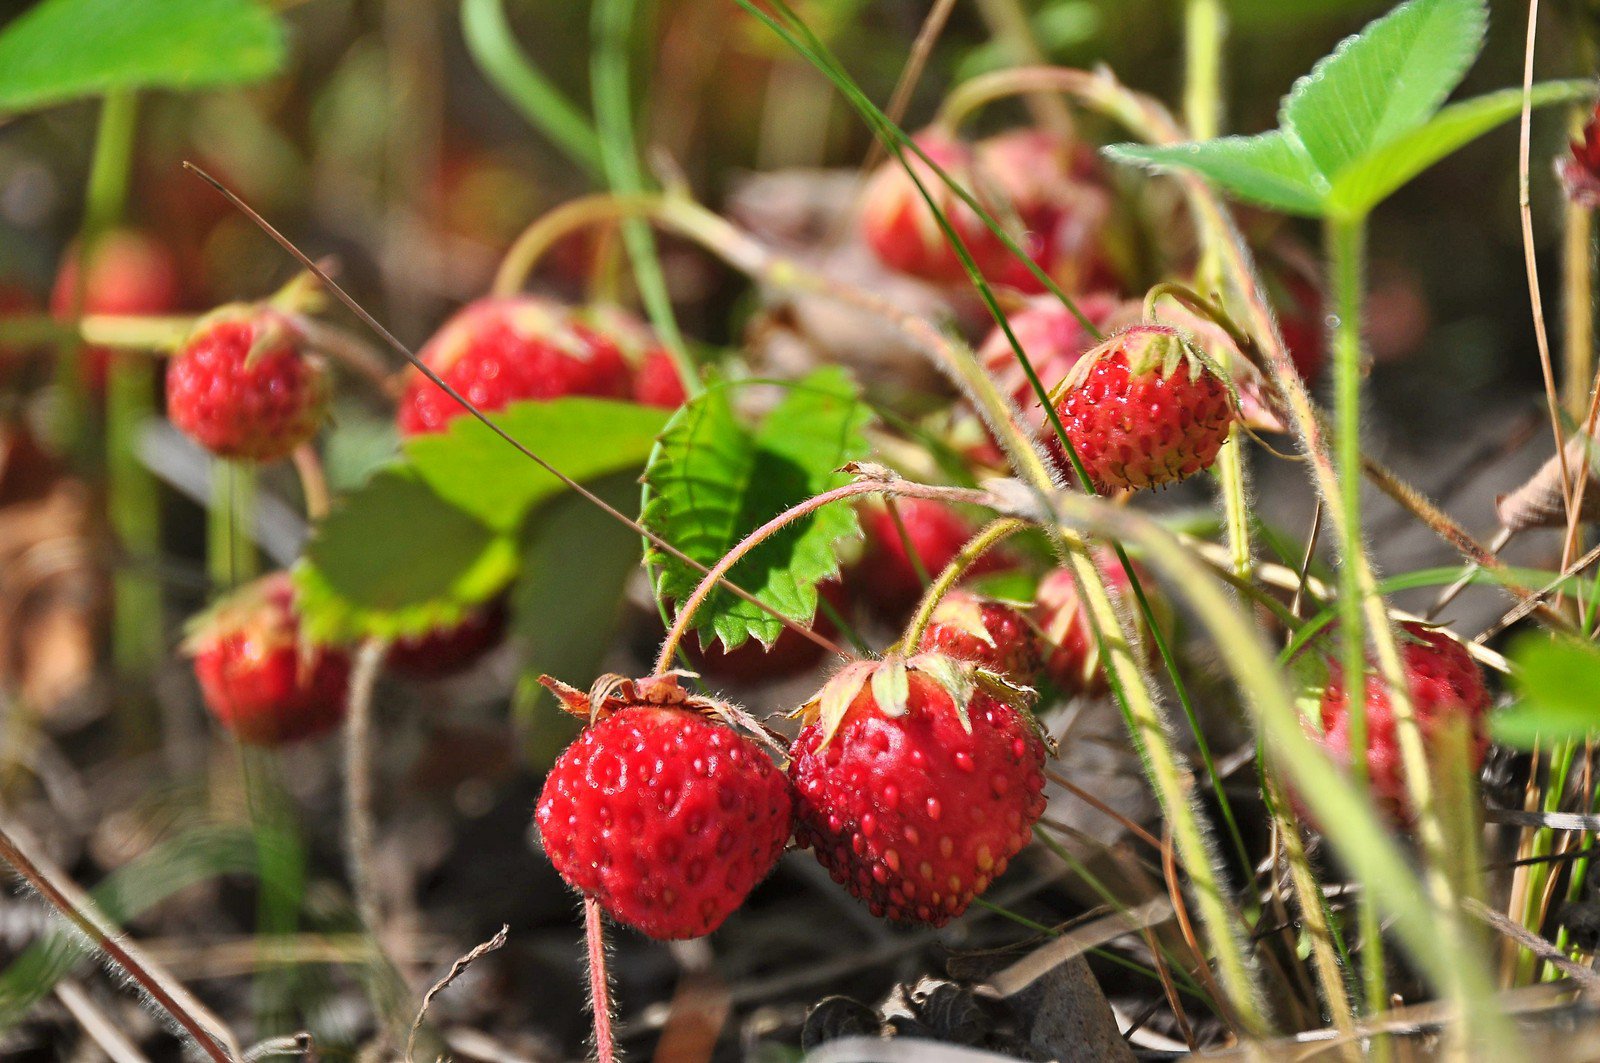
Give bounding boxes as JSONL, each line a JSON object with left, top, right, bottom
{"left": 1326, "top": 80, "right": 1596, "bottom": 218}
{"left": 1281, "top": 0, "right": 1488, "bottom": 177}
{"left": 511, "top": 475, "right": 643, "bottom": 766}
{"left": 641, "top": 370, "right": 873, "bottom": 650}
{"left": 1105, "top": 133, "right": 1329, "bottom": 216}
{"left": 294, "top": 467, "right": 519, "bottom": 642}
{"left": 0, "top": 0, "right": 285, "bottom": 113}
{"left": 405, "top": 398, "right": 670, "bottom": 533}
{"left": 1492, "top": 635, "right": 1600, "bottom": 748}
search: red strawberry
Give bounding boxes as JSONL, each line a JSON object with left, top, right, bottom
{"left": 165, "top": 305, "right": 329, "bottom": 462}
{"left": 1316, "top": 622, "right": 1491, "bottom": 822}
{"left": 979, "top": 292, "right": 1129, "bottom": 423}
{"left": 690, "top": 581, "right": 847, "bottom": 685}
{"left": 534, "top": 674, "right": 794, "bottom": 939}
{"left": 397, "top": 297, "right": 634, "bottom": 435}
{"left": 788, "top": 653, "right": 1048, "bottom": 925}
{"left": 185, "top": 573, "right": 350, "bottom": 745}
{"left": 1033, "top": 552, "right": 1163, "bottom": 697}
{"left": 632, "top": 347, "right": 689, "bottom": 409}
{"left": 859, "top": 128, "right": 1014, "bottom": 286}
{"left": 973, "top": 129, "right": 1116, "bottom": 295}
{"left": 858, "top": 499, "right": 1007, "bottom": 618}
{"left": 387, "top": 599, "right": 507, "bottom": 680}
{"left": 916, "top": 591, "right": 1042, "bottom": 687}
{"left": 1045, "top": 324, "right": 1236, "bottom": 492}
{"left": 51, "top": 230, "right": 180, "bottom": 392}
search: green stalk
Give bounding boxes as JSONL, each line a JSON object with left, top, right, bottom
{"left": 207, "top": 462, "right": 258, "bottom": 590}
{"left": 1518, "top": 740, "right": 1576, "bottom": 983}
{"left": 1549, "top": 763, "right": 1600, "bottom": 973}
{"left": 461, "top": 0, "right": 603, "bottom": 177}
{"left": 85, "top": 92, "right": 165, "bottom": 737}
{"left": 1327, "top": 214, "right": 1393, "bottom": 1025}
{"left": 591, "top": 0, "right": 701, "bottom": 398}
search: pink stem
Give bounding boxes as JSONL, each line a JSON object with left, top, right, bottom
{"left": 585, "top": 896, "right": 617, "bottom": 1063}
{"left": 653, "top": 478, "right": 995, "bottom": 674}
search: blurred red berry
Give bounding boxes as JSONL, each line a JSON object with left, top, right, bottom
{"left": 1560, "top": 101, "right": 1600, "bottom": 208}
{"left": 387, "top": 599, "right": 508, "bottom": 680}
{"left": 186, "top": 573, "right": 350, "bottom": 746}
{"left": 50, "top": 231, "right": 180, "bottom": 392}
{"left": 397, "top": 297, "right": 634, "bottom": 435}
{"left": 916, "top": 591, "right": 1042, "bottom": 686}
{"left": 1316, "top": 622, "right": 1492, "bottom": 823}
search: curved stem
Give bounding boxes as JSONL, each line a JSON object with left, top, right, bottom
{"left": 900, "top": 517, "right": 1026, "bottom": 650}
{"left": 592, "top": 0, "right": 701, "bottom": 399}
{"left": 585, "top": 896, "right": 617, "bottom": 1063}
{"left": 291, "top": 444, "right": 331, "bottom": 524}
{"left": 345, "top": 638, "right": 388, "bottom": 944}
{"left": 653, "top": 479, "right": 995, "bottom": 673}
{"left": 461, "top": 0, "right": 603, "bottom": 176}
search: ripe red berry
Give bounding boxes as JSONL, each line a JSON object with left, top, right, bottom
{"left": 165, "top": 306, "right": 329, "bottom": 462}
{"left": 1316, "top": 622, "right": 1492, "bottom": 822}
{"left": 973, "top": 129, "right": 1116, "bottom": 295}
{"left": 859, "top": 128, "right": 1014, "bottom": 286}
{"left": 690, "top": 581, "right": 847, "bottom": 685}
{"left": 1045, "top": 324, "right": 1236, "bottom": 492}
{"left": 788, "top": 653, "right": 1048, "bottom": 925}
{"left": 185, "top": 574, "right": 350, "bottom": 745}
{"left": 535, "top": 675, "right": 794, "bottom": 940}
{"left": 858, "top": 499, "right": 1007, "bottom": 618}
{"left": 632, "top": 347, "right": 689, "bottom": 409}
{"left": 916, "top": 591, "right": 1042, "bottom": 687}
{"left": 51, "top": 230, "right": 180, "bottom": 392}
{"left": 397, "top": 297, "right": 635, "bottom": 435}
{"left": 387, "top": 599, "right": 507, "bottom": 680}
{"left": 1033, "top": 552, "right": 1161, "bottom": 697}
{"left": 978, "top": 292, "right": 1129, "bottom": 423}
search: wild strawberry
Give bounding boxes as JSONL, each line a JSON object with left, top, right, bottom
{"left": 165, "top": 305, "right": 329, "bottom": 462}
{"left": 397, "top": 297, "right": 634, "bottom": 435}
{"left": 1560, "top": 100, "right": 1600, "bottom": 208}
{"left": 632, "top": 348, "right": 689, "bottom": 409}
{"left": 973, "top": 129, "right": 1116, "bottom": 295}
{"left": 1045, "top": 324, "right": 1236, "bottom": 492}
{"left": 184, "top": 573, "right": 350, "bottom": 745}
{"left": 1269, "top": 265, "right": 1327, "bottom": 386}
{"left": 978, "top": 293, "right": 1129, "bottom": 422}
{"left": 690, "top": 581, "right": 847, "bottom": 685}
{"left": 916, "top": 591, "right": 1042, "bottom": 687}
{"left": 1316, "top": 622, "right": 1491, "bottom": 822}
{"left": 1033, "top": 552, "right": 1163, "bottom": 697}
{"left": 534, "top": 674, "right": 794, "bottom": 940}
{"left": 51, "top": 230, "right": 180, "bottom": 392}
{"left": 859, "top": 128, "right": 1014, "bottom": 286}
{"left": 788, "top": 653, "right": 1048, "bottom": 925}
{"left": 387, "top": 599, "right": 507, "bottom": 680}
{"left": 858, "top": 499, "right": 1008, "bottom": 618}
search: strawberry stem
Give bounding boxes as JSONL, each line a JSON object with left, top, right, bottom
{"left": 900, "top": 517, "right": 1025, "bottom": 652}
{"left": 585, "top": 896, "right": 617, "bottom": 1063}
{"left": 653, "top": 477, "right": 994, "bottom": 674}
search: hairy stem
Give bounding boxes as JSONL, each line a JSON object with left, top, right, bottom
{"left": 345, "top": 639, "right": 388, "bottom": 943}
{"left": 900, "top": 517, "right": 1026, "bottom": 650}
{"left": 585, "top": 896, "right": 617, "bottom": 1063}
{"left": 653, "top": 479, "right": 994, "bottom": 673}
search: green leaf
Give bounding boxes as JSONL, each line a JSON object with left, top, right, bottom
{"left": 0, "top": 0, "right": 285, "bottom": 113}
{"left": 1106, "top": 132, "right": 1329, "bottom": 216}
{"left": 511, "top": 475, "right": 643, "bottom": 766}
{"left": 1327, "top": 80, "right": 1596, "bottom": 218}
{"left": 641, "top": 370, "right": 873, "bottom": 651}
{"left": 294, "top": 467, "right": 519, "bottom": 642}
{"left": 404, "top": 397, "right": 671, "bottom": 533}
{"left": 1281, "top": 0, "right": 1488, "bottom": 177}
{"left": 1493, "top": 635, "right": 1600, "bottom": 748}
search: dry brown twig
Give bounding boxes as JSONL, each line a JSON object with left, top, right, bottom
{"left": 406, "top": 924, "right": 510, "bottom": 1063}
